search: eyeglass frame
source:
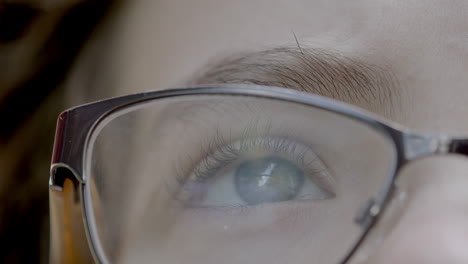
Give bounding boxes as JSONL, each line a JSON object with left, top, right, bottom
{"left": 49, "top": 84, "right": 468, "bottom": 264}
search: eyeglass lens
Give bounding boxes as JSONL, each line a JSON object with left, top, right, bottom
{"left": 85, "top": 95, "right": 396, "bottom": 264}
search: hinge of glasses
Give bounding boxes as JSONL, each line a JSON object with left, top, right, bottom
{"left": 49, "top": 163, "right": 82, "bottom": 192}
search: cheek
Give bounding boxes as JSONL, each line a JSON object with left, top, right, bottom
{"left": 358, "top": 156, "right": 468, "bottom": 264}
{"left": 364, "top": 193, "right": 468, "bottom": 264}
{"left": 119, "top": 201, "right": 356, "bottom": 264}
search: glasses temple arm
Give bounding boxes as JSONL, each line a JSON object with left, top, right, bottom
{"left": 49, "top": 168, "right": 94, "bottom": 263}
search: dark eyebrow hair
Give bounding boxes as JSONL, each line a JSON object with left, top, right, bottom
{"left": 190, "top": 46, "right": 400, "bottom": 116}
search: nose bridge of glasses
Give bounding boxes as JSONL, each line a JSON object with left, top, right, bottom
{"left": 402, "top": 133, "right": 447, "bottom": 160}
{"left": 402, "top": 133, "right": 468, "bottom": 160}
{"left": 448, "top": 138, "right": 468, "bottom": 156}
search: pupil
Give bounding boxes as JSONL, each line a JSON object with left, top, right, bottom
{"left": 234, "top": 156, "right": 304, "bottom": 205}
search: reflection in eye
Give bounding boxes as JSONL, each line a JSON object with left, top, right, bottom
{"left": 177, "top": 133, "right": 335, "bottom": 208}
{"left": 235, "top": 156, "right": 305, "bottom": 205}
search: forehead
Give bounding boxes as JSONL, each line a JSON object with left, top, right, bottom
{"left": 76, "top": 0, "right": 468, "bottom": 132}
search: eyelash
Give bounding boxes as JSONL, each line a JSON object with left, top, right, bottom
{"left": 189, "top": 125, "right": 325, "bottom": 182}
{"left": 167, "top": 123, "right": 336, "bottom": 208}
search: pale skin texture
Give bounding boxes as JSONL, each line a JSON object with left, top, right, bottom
{"left": 69, "top": 0, "right": 468, "bottom": 263}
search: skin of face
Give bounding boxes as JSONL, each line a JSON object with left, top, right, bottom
{"left": 67, "top": 0, "right": 468, "bottom": 263}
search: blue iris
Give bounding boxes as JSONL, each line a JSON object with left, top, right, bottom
{"left": 234, "top": 156, "right": 304, "bottom": 205}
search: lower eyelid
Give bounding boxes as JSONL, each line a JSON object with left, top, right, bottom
{"left": 180, "top": 199, "right": 336, "bottom": 232}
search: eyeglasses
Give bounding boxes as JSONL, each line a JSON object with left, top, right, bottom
{"left": 49, "top": 85, "right": 468, "bottom": 264}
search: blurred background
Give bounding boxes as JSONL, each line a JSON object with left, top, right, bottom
{"left": 0, "top": 0, "right": 119, "bottom": 262}
{"left": 1, "top": 0, "right": 321, "bottom": 262}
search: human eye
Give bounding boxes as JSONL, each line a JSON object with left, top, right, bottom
{"left": 175, "top": 127, "right": 335, "bottom": 209}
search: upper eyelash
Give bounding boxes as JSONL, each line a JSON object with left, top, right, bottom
{"left": 192, "top": 125, "right": 321, "bottom": 181}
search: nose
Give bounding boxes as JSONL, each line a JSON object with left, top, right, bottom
{"left": 354, "top": 155, "right": 468, "bottom": 264}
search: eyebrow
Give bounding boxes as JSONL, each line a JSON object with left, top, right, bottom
{"left": 190, "top": 46, "right": 400, "bottom": 116}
